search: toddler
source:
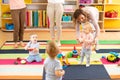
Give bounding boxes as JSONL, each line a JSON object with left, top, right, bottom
{"left": 25, "top": 34, "right": 42, "bottom": 63}
{"left": 44, "top": 41, "right": 65, "bottom": 80}
{"left": 77, "top": 22, "right": 94, "bottom": 67}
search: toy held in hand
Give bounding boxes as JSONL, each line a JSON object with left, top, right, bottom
{"left": 28, "top": 48, "right": 34, "bottom": 51}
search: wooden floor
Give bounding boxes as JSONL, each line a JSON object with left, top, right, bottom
{"left": 0, "top": 29, "right": 120, "bottom": 80}
{"left": 1, "top": 29, "right": 120, "bottom": 44}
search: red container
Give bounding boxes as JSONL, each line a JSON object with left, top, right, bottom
{"left": 105, "top": 10, "right": 118, "bottom": 18}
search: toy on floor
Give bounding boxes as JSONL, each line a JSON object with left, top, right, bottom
{"left": 17, "top": 57, "right": 21, "bottom": 61}
{"left": 14, "top": 61, "right": 18, "bottom": 65}
{"left": 57, "top": 52, "right": 65, "bottom": 59}
{"left": 107, "top": 52, "right": 119, "bottom": 63}
{"left": 61, "top": 57, "right": 70, "bottom": 69}
{"left": 66, "top": 52, "right": 73, "bottom": 58}
{"left": 57, "top": 52, "right": 70, "bottom": 69}
{"left": 20, "top": 60, "right": 26, "bottom": 64}
{"left": 72, "top": 46, "right": 79, "bottom": 58}
{"left": 66, "top": 46, "right": 79, "bottom": 58}
{"left": 14, "top": 57, "right": 26, "bottom": 65}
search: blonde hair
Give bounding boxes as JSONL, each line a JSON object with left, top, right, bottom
{"left": 46, "top": 41, "right": 60, "bottom": 59}
{"left": 83, "top": 22, "right": 93, "bottom": 32}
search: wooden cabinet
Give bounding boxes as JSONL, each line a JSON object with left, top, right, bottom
{"left": 104, "top": 0, "right": 120, "bottom": 31}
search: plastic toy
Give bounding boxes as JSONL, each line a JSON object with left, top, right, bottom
{"left": 20, "top": 60, "right": 26, "bottom": 64}
{"left": 72, "top": 46, "right": 79, "bottom": 58}
{"left": 101, "top": 56, "right": 106, "bottom": 59}
{"left": 66, "top": 52, "right": 73, "bottom": 58}
{"left": 60, "top": 56, "right": 70, "bottom": 69}
{"left": 107, "top": 52, "right": 119, "bottom": 62}
{"left": 17, "top": 57, "right": 21, "bottom": 61}
{"left": 14, "top": 61, "right": 18, "bottom": 65}
{"left": 28, "top": 48, "right": 34, "bottom": 51}
{"left": 57, "top": 52, "right": 65, "bottom": 59}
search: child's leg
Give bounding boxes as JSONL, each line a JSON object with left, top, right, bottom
{"left": 85, "top": 50, "right": 91, "bottom": 67}
{"left": 26, "top": 55, "right": 34, "bottom": 63}
{"left": 80, "top": 49, "right": 85, "bottom": 64}
{"left": 35, "top": 54, "right": 42, "bottom": 62}
{"left": 95, "top": 38, "right": 99, "bottom": 50}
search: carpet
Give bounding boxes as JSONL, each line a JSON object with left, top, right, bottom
{"left": 0, "top": 49, "right": 45, "bottom": 53}
{"left": 101, "top": 58, "right": 120, "bottom": 64}
{"left": 43, "top": 65, "right": 111, "bottom": 80}
{"left": 0, "top": 59, "right": 44, "bottom": 65}
{"left": 1, "top": 40, "right": 120, "bottom": 54}
{"left": 96, "top": 49, "right": 120, "bottom": 53}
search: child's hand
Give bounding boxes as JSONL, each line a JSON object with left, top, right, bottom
{"left": 28, "top": 48, "right": 34, "bottom": 51}
{"left": 77, "top": 39, "right": 83, "bottom": 44}
{"left": 33, "top": 48, "right": 38, "bottom": 53}
{"left": 55, "top": 69, "right": 65, "bottom": 77}
{"left": 76, "top": 39, "right": 80, "bottom": 44}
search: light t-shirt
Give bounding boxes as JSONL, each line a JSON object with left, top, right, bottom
{"left": 25, "top": 42, "right": 40, "bottom": 55}
{"left": 79, "top": 32, "right": 94, "bottom": 49}
{"left": 9, "top": 0, "right": 26, "bottom": 10}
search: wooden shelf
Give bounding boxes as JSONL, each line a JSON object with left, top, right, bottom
{"left": 105, "top": 3, "right": 120, "bottom": 5}
{"left": 105, "top": 29, "right": 120, "bottom": 31}
{"left": 26, "top": 3, "right": 47, "bottom": 5}
{"left": 91, "top": 3, "right": 104, "bottom": 5}
{"left": 1, "top": 28, "right": 75, "bottom": 32}
{"left": 62, "top": 21, "right": 73, "bottom": 23}
{"left": 1, "top": 18, "right": 12, "bottom": 19}
{"left": 104, "top": 18, "right": 120, "bottom": 20}
{"left": 65, "top": 0, "right": 77, "bottom": 1}
{"left": 1, "top": 4, "right": 8, "bottom": 5}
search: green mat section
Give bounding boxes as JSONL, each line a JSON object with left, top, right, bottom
{"left": 61, "top": 40, "right": 78, "bottom": 44}
{"left": 99, "top": 40, "right": 120, "bottom": 44}
{"left": 0, "top": 54, "right": 48, "bottom": 59}
{"left": 59, "top": 40, "right": 120, "bottom": 44}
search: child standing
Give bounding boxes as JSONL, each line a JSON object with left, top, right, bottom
{"left": 25, "top": 34, "right": 42, "bottom": 63}
{"left": 47, "top": 0, "right": 64, "bottom": 46}
{"left": 44, "top": 41, "right": 65, "bottom": 80}
{"left": 9, "top": 0, "right": 26, "bottom": 48}
{"left": 77, "top": 22, "right": 94, "bottom": 67}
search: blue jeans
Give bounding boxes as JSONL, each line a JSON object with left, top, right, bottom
{"left": 80, "top": 48, "right": 91, "bottom": 65}
{"left": 27, "top": 54, "right": 42, "bottom": 63}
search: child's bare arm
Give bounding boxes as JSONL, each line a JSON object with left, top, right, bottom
{"left": 55, "top": 69, "right": 65, "bottom": 77}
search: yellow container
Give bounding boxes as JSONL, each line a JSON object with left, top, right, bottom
{"left": 24, "top": 0, "right": 32, "bottom": 4}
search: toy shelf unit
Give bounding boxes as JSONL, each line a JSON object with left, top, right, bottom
{"left": 25, "top": 0, "right": 48, "bottom": 29}
{"left": 62, "top": 0, "right": 78, "bottom": 29}
{"left": 79, "top": 0, "right": 105, "bottom": 31}
{"left": 104, "top": 0, "right": 120, "bottom": 31}
{"left": 0, "top": 0, "right": 13, "bottom": 31}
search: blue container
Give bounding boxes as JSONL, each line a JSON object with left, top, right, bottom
{"left": 5, "top": 23, "right": 14, "bottom": 30}
{"left": 62, "top": 16, "right": 72, "bottom": 21}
